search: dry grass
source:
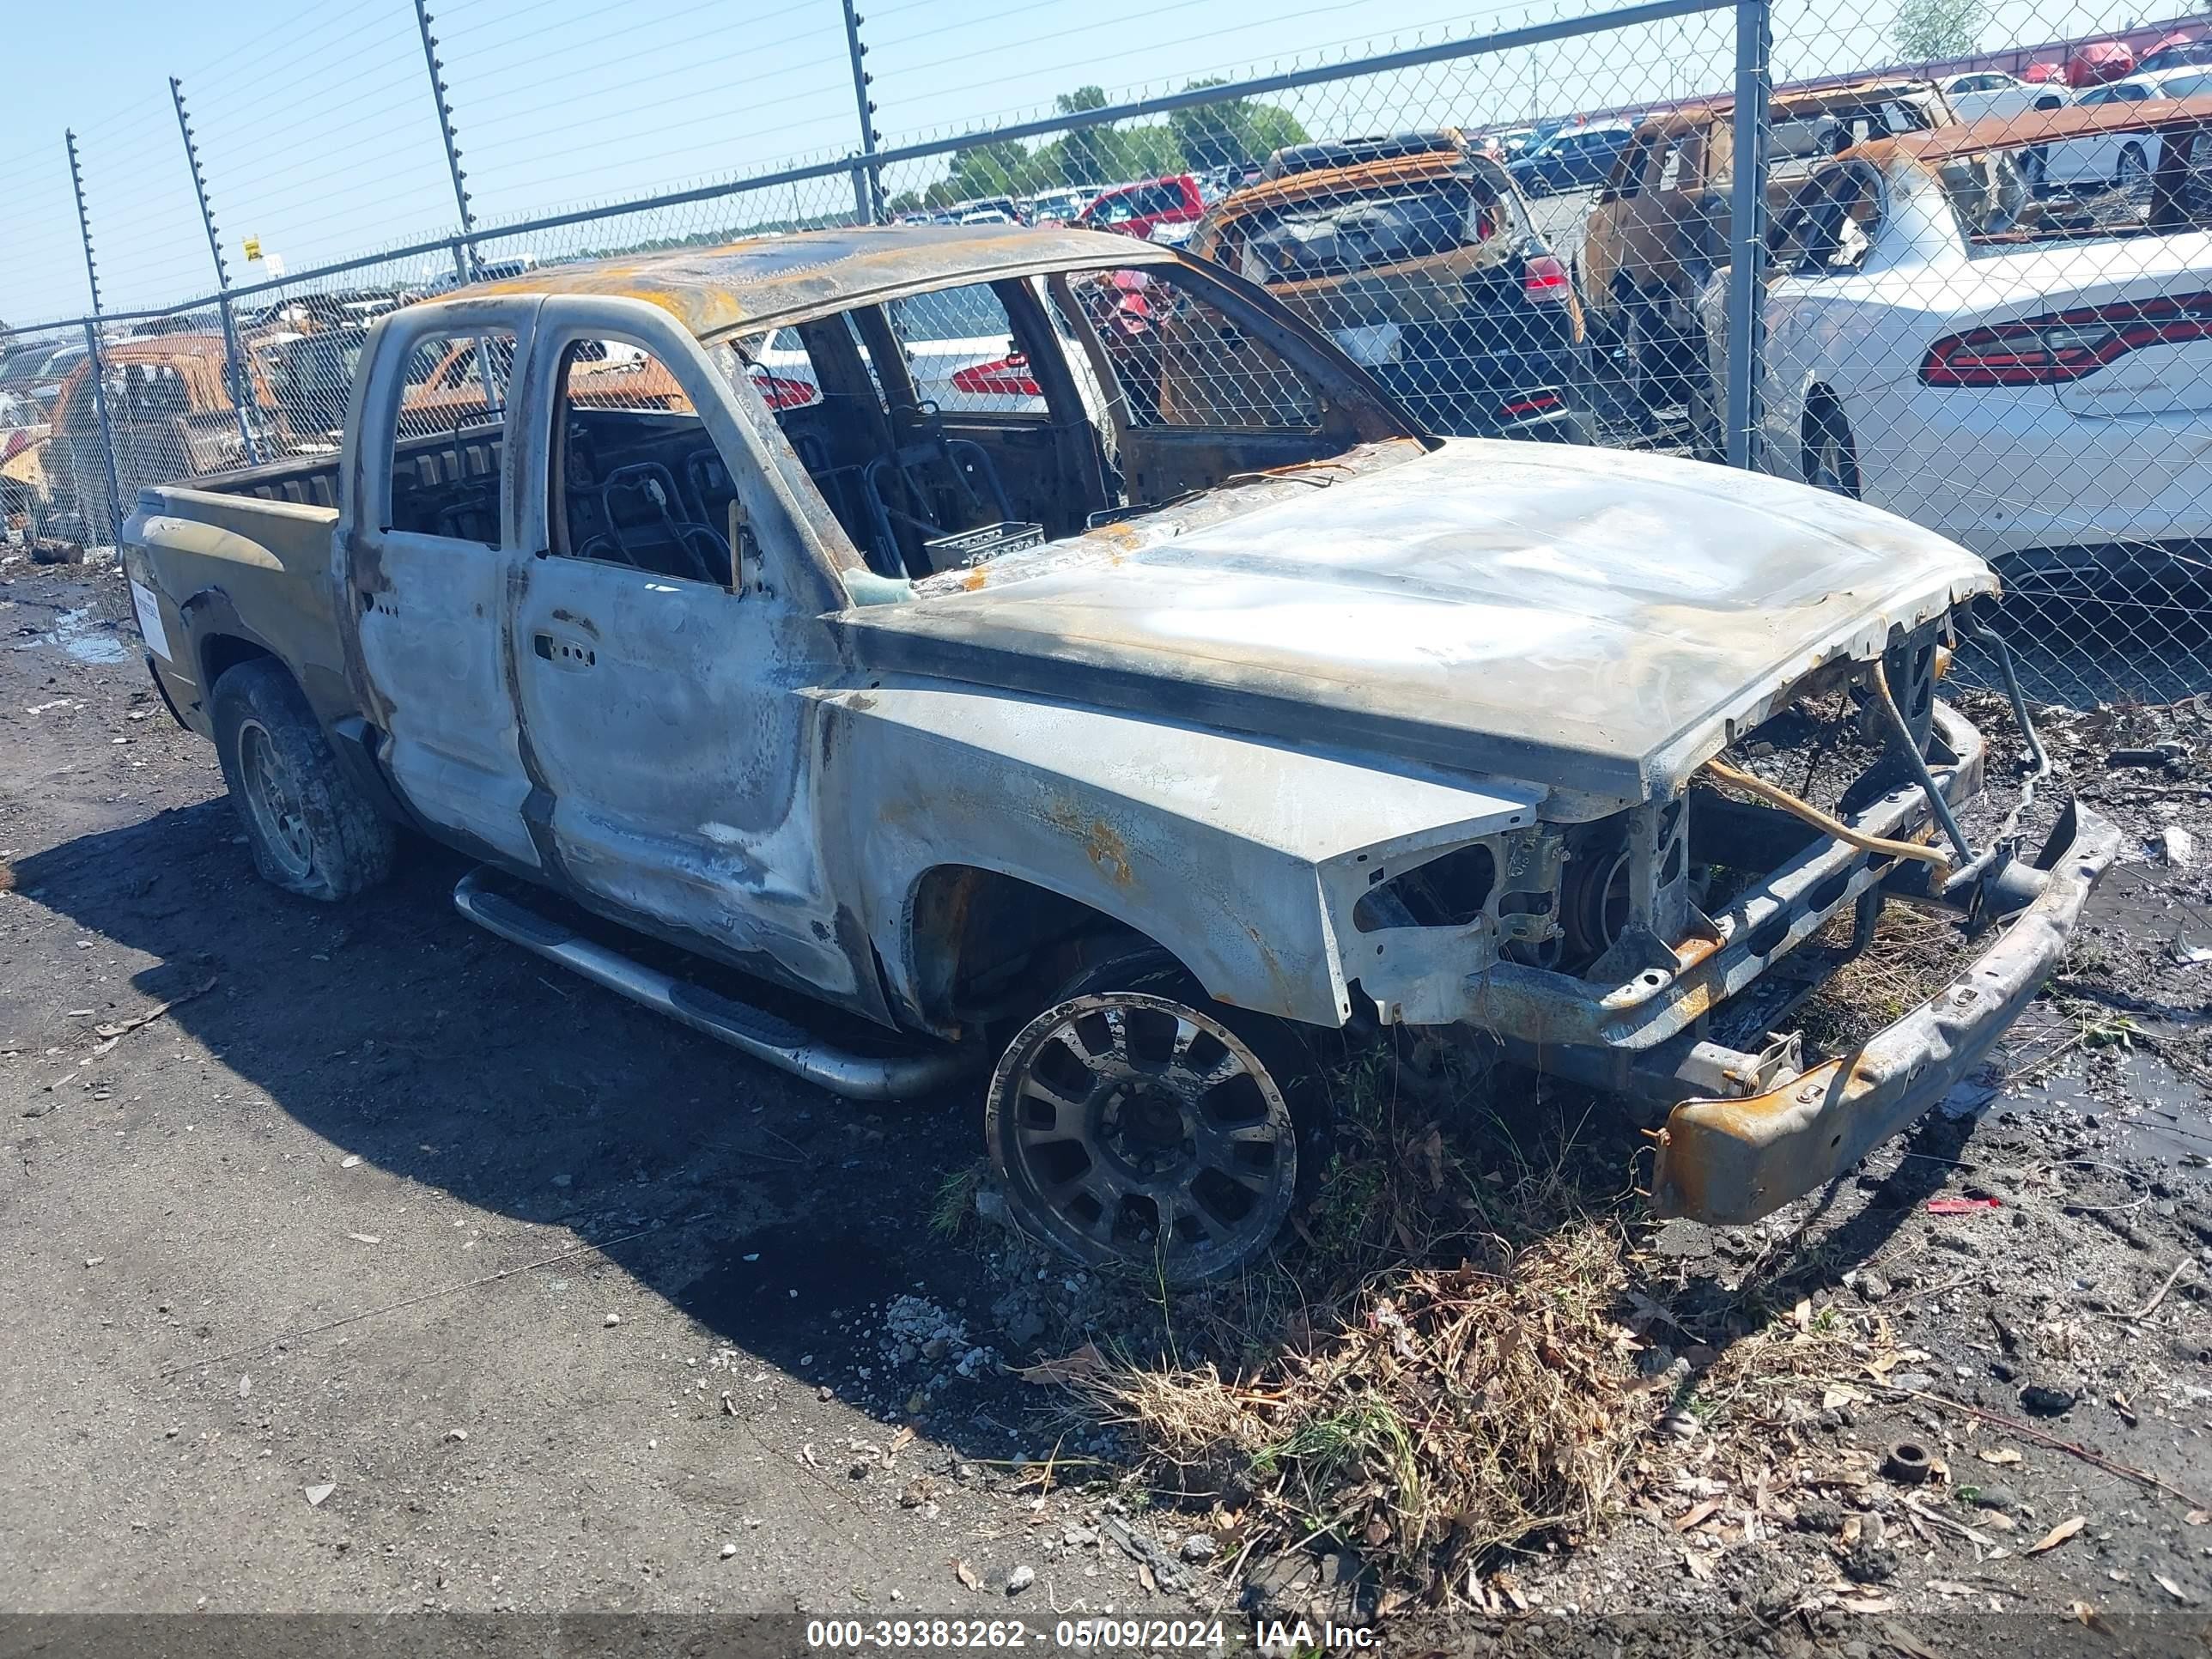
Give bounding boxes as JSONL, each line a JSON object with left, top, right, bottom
{"left": 1793, "top": 902, "right": 1961, "bottom": 1056}
{"left": 1067, "top": 1223, "right": 1640, "bottom": 1583}
{"left": 1054, "top": 1053, "right": 1666, "bottom": 1598}
{"left": 1039, "top": 1048, "right": 1896, "bottom": 1607}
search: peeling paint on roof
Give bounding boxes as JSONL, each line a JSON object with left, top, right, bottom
{"left": 461, "top": 222, "right": 1178, "bottom": 340}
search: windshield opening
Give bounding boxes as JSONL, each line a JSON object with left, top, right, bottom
{"left": 729, "top": 264, "right": 1411, "bottom": 584}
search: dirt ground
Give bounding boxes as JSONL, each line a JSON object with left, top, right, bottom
{"left": 4, "top": 550, "right": 2211, "bottom": 1655}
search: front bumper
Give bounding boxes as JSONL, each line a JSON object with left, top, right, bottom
{"left": 1651, "top": 798, "right": 2121, "bottom": 1224}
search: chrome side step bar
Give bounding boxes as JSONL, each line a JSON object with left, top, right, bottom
{"left": 452, "top": 868, "right": 981, "bottom": 1102}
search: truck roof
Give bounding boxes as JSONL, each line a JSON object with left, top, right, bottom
{"left": 460, "top": 222, "right": 1176, "bottom": 341}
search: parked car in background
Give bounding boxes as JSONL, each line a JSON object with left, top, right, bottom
{"left": 422, "top": 255, "right": 537, "bottom": 296}
{"left": 0, "top": 392, "right": 52, "bottom": 544}
{"left": 2067, "top": 39, "right": 2138, "bottom": 85}
{"left": 0, "top": 338, "right": 88, "bottom": 416}
{"left": 1581, "top": 79, "right": 1957, "bottom": 434}
{"left": 1188, "top": 137, "right": 1589, "bottom": 440}
{"left": 1262, "top": 129, "right": 1474, "bottom": 179}
{"left": 1936, "top": 68, "right": 2071, "bottom": 128}
{"left": 1504, "top": 121, "right": 1637, "bottom": 196}
{"left": 951, "top": 196, "right": 1030, "bottom": 222}
{"left": 2138, "top": 30, "right": 2212, "bottom": 73}
{"left": 1077, "top": 174, "right": 1206, "bottom": 243}
{"left": 1692, "top": 100, "right": 2212, "bottom": 581}
{"left": 1021, "top": 185, "right": 1096, "bottom": 223}
{"left": 2039, "top": 66, "right": 2200, "bottom": 188}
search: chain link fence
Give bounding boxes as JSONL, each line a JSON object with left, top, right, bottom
{"left": 2, "top": 0, "right": 2208, "bottom": 708}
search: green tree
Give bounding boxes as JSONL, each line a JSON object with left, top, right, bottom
{"left": 1166, "top": 80, "right": 1310, "bottom": 172}
{"left": 1893, "top": 0, "right": 1984, "bottom": 61}
{"left": 941, "top": 139, "right": 1033, "bottom": 203}
{"left": 1054, "top": 86, "right": 1118, "bottom": 185}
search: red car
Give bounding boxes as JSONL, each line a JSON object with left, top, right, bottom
{"left": 1076, "top": 174, "right": 1205, "bottom": 244}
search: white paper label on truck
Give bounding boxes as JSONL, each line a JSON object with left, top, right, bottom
{"left": 130, "top": 579, "right": 172, "bottom": 662}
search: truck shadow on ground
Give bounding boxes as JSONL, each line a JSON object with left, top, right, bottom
{"left": 20, "top": 786, "right": 2002, "bottom": 1473}
{"left": 15, "top": 793, "right": 1042, "bottom": 1453}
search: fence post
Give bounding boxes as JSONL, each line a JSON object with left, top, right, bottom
{"left": 841, "top": 0, "right": 884, "bottom": 222}
{"left": 413, "top": 0, "right": 480, "bottom": 267}
{"left": 414, "top": 12, "right": 500, "bottom": 414}
{"left": 1723, "top": 0, "right": 1771, "bottom": 470}
{"left": 64, "top": 130, "right": 125, "bottom": 545}
{"left": 168, "top": 76, "right": 262, "bottom": 467}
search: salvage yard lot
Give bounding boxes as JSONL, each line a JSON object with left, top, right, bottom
{"left": 6, "top": 553, "right": 2212, "bottom": 1650}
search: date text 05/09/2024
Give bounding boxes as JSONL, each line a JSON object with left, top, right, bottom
{"left": 801, "top": 1618, "right": 1380, "bottom": 1651}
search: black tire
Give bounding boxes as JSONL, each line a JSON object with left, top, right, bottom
{"left": 983, "top": 940, "right": 1326, "bottom": 1284}
{"left": 210, "top": 659, "right": 396, "bottom": 902}
{"left": 2115, "top": 143, "right": 2148, "bottom": 192}
{"left": 1802, "top": 398, "right": 1861, "bottom": 499}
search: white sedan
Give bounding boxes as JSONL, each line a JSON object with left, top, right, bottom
{"left": 1696, "top": 106, "right": 2212, "bottom": 578}
{"left": 2039, "top": 66, "right": 2204, "bottom": 190}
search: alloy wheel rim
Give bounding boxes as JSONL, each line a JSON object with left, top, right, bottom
{"left": 995, "top": 993, "right": 1296, "bottom": 1279}
{"left": 238, "top": 719, "right": 315, "bottom": 880}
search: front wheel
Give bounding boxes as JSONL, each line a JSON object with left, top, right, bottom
{"left": 2116, "top": 143, "right": 2149, "bottom": 191}
{"left": 985, "top": 951, "right": 1306, "bottom": 1283}
{"left": 210, "top": 659, "right": 396, "bottom": 901}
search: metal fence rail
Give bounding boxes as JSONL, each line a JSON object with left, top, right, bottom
{"left": 3, "top": 0, "right": 2208, "bottom": 708}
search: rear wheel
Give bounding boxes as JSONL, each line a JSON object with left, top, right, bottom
{"left": 985, "top": 945, "right": 1310, "bottom": 1283}
{"left": 211, "top": 659, "right": 396, "bottom": 902}
{"left": 2116, "top": 143, "right": 2149, "bottom": 191}
{"left": 1803, "top": 398, "right": 1861, "bottom": 499}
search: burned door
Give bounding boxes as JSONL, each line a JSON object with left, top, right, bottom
{"left": 342, "top": 300, "right": 540, "bottom": 869}
{"left": 502, "top": 299, "right": 869, "bottom": 1010}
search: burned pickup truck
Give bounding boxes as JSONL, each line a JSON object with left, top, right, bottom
{"left": 122, "top": 223, "right": 2114, "bottom": 1280}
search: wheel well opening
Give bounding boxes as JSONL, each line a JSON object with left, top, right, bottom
{"left": 200, "top": 633, "right": 276, "bottom": 694}
{"left": 908, "top": 866, "right": 1160, "bottom": 1028}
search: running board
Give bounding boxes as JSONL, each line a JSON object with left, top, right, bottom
{"left": 452, "top": 868, "right": 981, "bottom": 1102}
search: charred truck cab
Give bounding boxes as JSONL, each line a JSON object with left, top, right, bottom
{"left": 122, "top": 223, "right": 2112, "bottom": 1283}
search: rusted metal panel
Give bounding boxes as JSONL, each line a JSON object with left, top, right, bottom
{"left": 465, "top": 223, "right": 1180, "bottom": 343}
{"left": 1652, "top": 801, "right": 2121, "bottom": 1223}
{"left": 1850, "top": 90, "right": 2212, "bottom": 164}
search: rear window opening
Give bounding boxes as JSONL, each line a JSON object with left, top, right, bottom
{"left": 1222, "top": 169, "right": 1522, "bottom": 285}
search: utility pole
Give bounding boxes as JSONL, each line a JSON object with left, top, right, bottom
{"left": 841, "top": 0, "right": 884, "bottom": 222}
{"left": 64, "top": 129, "right": 125, "bottom": 542}
{"left": 168, "top": 76, "right": 261, "bottom": 465}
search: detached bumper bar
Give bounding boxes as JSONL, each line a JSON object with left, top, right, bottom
{"left": 1651, "top": 799, "right": 2121, "bottom": 1224}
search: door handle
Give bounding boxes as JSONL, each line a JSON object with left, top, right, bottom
{"left": 532, "top": 632, "right": 597, "bottom": 670}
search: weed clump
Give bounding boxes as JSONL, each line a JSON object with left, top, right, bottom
{"left": 1054, "top": 1051, "right": 1654, "bottom": 1599}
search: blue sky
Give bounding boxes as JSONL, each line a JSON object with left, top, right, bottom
{"left": 2, "top": 0, "right": 2197, "bottom": 327}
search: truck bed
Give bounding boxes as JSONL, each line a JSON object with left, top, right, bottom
{"left": 189, "top": 421, "right": 503, "bottom": 545}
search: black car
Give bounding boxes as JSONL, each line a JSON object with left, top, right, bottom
{"left": 1506, "top": 124, "right": 1638, "bottom": 197}
{"left": 1191, "top": 150, "right": 1593, "bottom": 444}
